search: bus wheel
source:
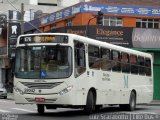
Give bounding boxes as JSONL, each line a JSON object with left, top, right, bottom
{"left": 84, "top": 91, "right": 95, "bottom": 114}
{"left": 95, "top": 105, "right": 102, "bottom": 111}
{"left": 37, "top": 104, "right": 45, "bottom": 114}
{"left": 127, "top": 91, "right": 136, "bottom": 111}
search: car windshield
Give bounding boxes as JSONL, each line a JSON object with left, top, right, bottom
{"left": 15, "top": 46, "right": 72, "bottom": 79}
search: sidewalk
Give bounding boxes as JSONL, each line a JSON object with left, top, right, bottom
{"left": 147, "top": 100, "right": 160, "bottom": 106}
{"left": 6, "top": 93, "right": 160, "bottom": 105}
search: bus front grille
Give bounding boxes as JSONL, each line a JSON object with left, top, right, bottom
{"left": 21, "top": 82, "right": 63, "bottom": 89}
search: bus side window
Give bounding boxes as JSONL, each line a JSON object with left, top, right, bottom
{"left": 138, "top": 56, "right": 145, "bottom": 75}
{"left": 111, "top": 50, "right": 121, "bottom": 72}
{"left": 74, "top": 41, "right": 86, "bottom": 77}
{"left": 121, "top": 52, "right": 130, "bottom": 73}
{"left": 145, "top": 58, "right": 151, "bottom": 76}
{"left": 130, "top": 55, "right": 138, "bottom": 74}
{"left": 88, "top": 45, "right": 100, "bottom": 69}
{"left": 101, "top": 48, "right": 112, "bottom": 71}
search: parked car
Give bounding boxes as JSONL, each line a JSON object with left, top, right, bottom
{"left": 0, "top": 83, "right": 7, "bottom": 99}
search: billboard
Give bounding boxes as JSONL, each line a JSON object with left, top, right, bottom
{"left": 51, "top": 26, "right": 160, "bottom": 48}
{"left": 132, "top": 28, "right": 160, "bottom": 48}
{"left": 51, "top": 26, "right": 133, "bottom": 47}
{"left": 8, "top": 23, "right": 21, "bottom": 58}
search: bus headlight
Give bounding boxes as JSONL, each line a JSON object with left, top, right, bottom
{"left": 58, "top": 85, "right": 73, "bottom": 96}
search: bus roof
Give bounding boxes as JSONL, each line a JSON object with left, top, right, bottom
{"left": 18, "top": 33, "right": 152, "bottom": 59}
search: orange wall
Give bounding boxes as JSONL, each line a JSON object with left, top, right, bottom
{"left": 73, "top": 13, "right": 96, "bottom": 26}
{"left": 43, "top": 25, "right": 51, "bottom": 32}
{"left": 83, "top": 13, "right": 96, "bottom": 25}
{"left": 123, "top": 17, "right": 136, "bottom": 27}
{"left": 39, "top": 13, "right": 150, "bottom": 31}
{"left": 56, "top": 21, "right": 66, "bottom": 28}
{"left": 73, "top": 14, "right": 82, "bottom": 26}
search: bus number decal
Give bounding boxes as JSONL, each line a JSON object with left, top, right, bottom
{"left": 24, "top": 88, "right": 35, "bottom": 94}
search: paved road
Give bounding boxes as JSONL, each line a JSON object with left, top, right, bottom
{"left": 0, "top": 98, "right": 160, "bottom": 120}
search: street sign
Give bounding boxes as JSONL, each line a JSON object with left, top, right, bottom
{"left": 8, "top": 22, "right": 21, "bottom": 58}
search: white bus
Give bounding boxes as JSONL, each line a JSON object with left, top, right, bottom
{"left": 14, "top": 33, "right": 153, "bottom": 114}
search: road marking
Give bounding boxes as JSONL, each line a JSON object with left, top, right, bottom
{"left": 138, "top": 112, "right": 158, "bottom": 114}
{"left": 120, "top": 111, "right": 158, "bottom": 115}
{"left": 0, "top": 100, "right": 14, "bottom": 103}
{"left": 0, "top": 100, "right": 7, "bottom": 103}
{"left": 11, "top": 108, "right": 35, "bottom": 113}
{"left": 0, "top": 109, "right": 11, "bottom": 113}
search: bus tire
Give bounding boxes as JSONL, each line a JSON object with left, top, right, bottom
{"left": 127, "top": 91, "right": 136, "bottom": 111}
{"left": 84, "top": 91, "right": 95, "bottom": 114}
{"left": 37, "top": 104, "right": 45, "bottom": 114}
{"left": 95, "top": 105, "right": 102, "bottom": 111}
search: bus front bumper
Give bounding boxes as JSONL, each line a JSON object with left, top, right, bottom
{"left": 14, "top": 89, "right": 74, "bottom": 105}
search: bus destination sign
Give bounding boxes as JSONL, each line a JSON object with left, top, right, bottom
{"left": 19, "top": 35, "right": 68, "bottom": 44}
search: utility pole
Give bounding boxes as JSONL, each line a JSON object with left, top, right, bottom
{"left": 85, "top": 11, "right": 104, "bottom": 37}
{"left": 86, "top": 16, "right": 96, "bottom": 37}
{"left": 21, "top": 3, "right": 24, "bottom": 34}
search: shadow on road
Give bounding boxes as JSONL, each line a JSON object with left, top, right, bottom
{"left": 25, "top": 106, "right": 148, "bottom": 117}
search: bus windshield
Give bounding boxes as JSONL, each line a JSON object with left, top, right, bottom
{"left": 15, "top": 46, "right": 72, "bottom": 79}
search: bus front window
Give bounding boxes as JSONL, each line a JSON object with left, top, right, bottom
{"left": 15, "top": 46, "right": 72, "bottom": 79}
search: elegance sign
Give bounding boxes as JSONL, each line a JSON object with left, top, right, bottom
{"left": 51, "top": 26, "right": 133, "bottom": 47}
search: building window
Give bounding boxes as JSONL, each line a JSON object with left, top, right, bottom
{"left": 66, "top": 19, "right": 73, "bottom": 26}
{"left": 103, "top": 17, "right": 122, "bottom": 26}
{"left": 136, "top": 18, "right": 160, "bottom": 29}
{"left": 51, "top": 24, "right": 56, "bottom": 29}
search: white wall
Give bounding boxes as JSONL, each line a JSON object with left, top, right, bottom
{"left": 38, "top": 0, "right": 57, "bottom": 4}
{"left": 58, "top": 0, "right": 91, "bottom": 7}
{"left": 29, "top": 0, "right": 38, "bottom": 5}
